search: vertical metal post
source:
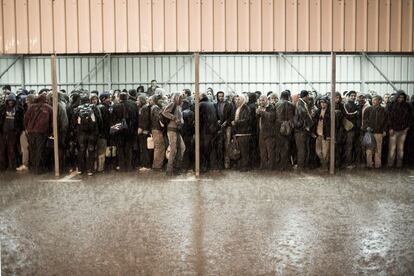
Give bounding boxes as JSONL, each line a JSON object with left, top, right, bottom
{"left": 108, "top": 54, "right": 112, "bottom": 90}
{"left": 194, "top": 53, "right": 200, "bottom": 177}
{"left": 51, "top": 55, "right": 60, "bottom": 177}
{"left": 330, "top": 52, "right": 336, "bottom": 175}
{"left": 21, "top": 56, "right": 26, "bottom": 88}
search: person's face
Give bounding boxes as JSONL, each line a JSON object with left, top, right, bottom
{"left": 358, "top": 96, "right": 366, "bottom": 105}
{"left": 372, "top": 98, "right": 381, "bottom": 106}
{"left": 104, "top": 98, "right": 111, "bottom": 105}
{"left": 335, "top": 95, "right": 341, "bottom": 104}
{"left": 7, "top": 101, "right": 14, "bottom": 108}
{"left": 320, "top": 101, "right": 328, "bottom": 109}
{"left": 384, "top": 94, "right": 389, "bottom": 103}
{"left": 235, "top": 96, "right": 241, "bottom": 107}
{"left": 349, "top": 93, "right": 356, "bottom": 102}
{"left": 397, "top": 95, "right": 405, "bottom": 103}
{"left": 217, "top": 93, "right": 224, "bottom": 102}
{"left": 151, "top": 81, "right": 157, "bottom": 88}
{"left": 303, "top": 95, "right": 309, "bottom": 102}
{"left": 271, "top": 96, "right": 278, "bottom": 104}
{"left": 259, "top": 97, "right": 267, "bottom": 107}
{"left": 91, "top": 98, "right": 98, "bottom": 105}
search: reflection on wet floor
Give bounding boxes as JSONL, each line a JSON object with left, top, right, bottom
{"left": 1, "top": 169, "right": 414, "bottom": 275}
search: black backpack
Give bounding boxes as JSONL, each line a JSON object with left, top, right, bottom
{"left": 77, "top": 104, "right": 97, "bottom": 132}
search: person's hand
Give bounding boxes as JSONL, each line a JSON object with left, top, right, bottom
{"left": 138, "top": 128, "right": 143, "bottom": 134}
{"left": 389, "top": 129, "right": 394, "bottom": 136}
{"left": 231, "top": 121, "right": 235, "bottom": 126}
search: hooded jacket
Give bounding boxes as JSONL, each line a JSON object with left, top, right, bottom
{"left": 24, "top": 93, "right": 53, "bottom": 135}
{"left": 387, "top": 91, "right": 412, "bottom": 131}
{"left": 294, "top": 98, "right": 313, "bottom": 131}
{"left": 0, "top": 93, "right": 24, "bottom": 133}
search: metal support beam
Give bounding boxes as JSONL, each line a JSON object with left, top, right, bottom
{"left": 0, "top": 56, "right": 22, "bottom": 80}
{"left": 74, "top": 54, "right": 110, "bottom": 90}
{"left": 279, "top": 53, "right": 317, "bottom": 92}
{"left": 194, "top": 53, "right": 200, "bottom": 177}
{"left": 108, "top": 54, "right": 112, "bottom": 90}
{"left": 330, "top": 52, "right": 336, "bottom": 175}
{"left": 362, "top": 53, "right": 398, "bottom": 92}
{"left": 21, "top": 56, "right": 26, "bottom": 88}
{"left": 51, "top": 55, "right": 60, "bottom": 177}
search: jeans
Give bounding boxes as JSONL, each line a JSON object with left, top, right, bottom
{"left": 388, "top": 129, "right": 408, "bottom": 167}
{"left": 366, "top": 133, "right": 383, "bottom": 168}
{"left": 78, "top": 132, "right": 98, "bottom": 173}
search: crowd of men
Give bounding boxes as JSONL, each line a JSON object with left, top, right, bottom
{"left": 0, "top": 80, "right": 413, "bottom": 176}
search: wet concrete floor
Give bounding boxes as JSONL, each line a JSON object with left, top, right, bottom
{"left": 1, "top": 169, "right": 414, "bottom": 275}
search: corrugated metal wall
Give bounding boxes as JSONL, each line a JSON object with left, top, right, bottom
{"left": 1, "top": 0, "right": 413, "bottom": 54}
{"left": 1, "top": 54, "right": 413, "bottom": 95}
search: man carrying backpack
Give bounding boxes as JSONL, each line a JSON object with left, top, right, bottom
{"left": 73, "top": 96, "right": 102, "bottom": 175}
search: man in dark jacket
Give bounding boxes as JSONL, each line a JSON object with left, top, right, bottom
{"left": 181, "top": 99, "right": 195, "bottom": 170}
{"left": 215, "top": 91, "right": 233, "bottom": 169}
{"left": 111, "top": 92, "right": 137, "bottom": 172}
{"left": 343, "top": 91, "right": 360, "bottom": 168}
{"left": 24, "top": 93, "right": 53, "bottom": 174}
{"left": 294, "top": 90, "right": 314, "bottom": 170}
{"left": 256, "top": 95, "right": 277, "bottom": 170}
{"left": 96, "top": 92, "right": 112, "bottom": 172}
{"left": 275, "top": 91, "right": 295, "bottom": 170}
{"left": 363, "top": 95, "right": 387, "bottom": 169}
{"left": 73, "top": 96, "right": 102, "bottom": 175}
{"left": 200, "top": 94, "right": 219, "bottom": 172}
{"left": 387, "top": 90, "right": 412, "bottom": 168}
{"left": 137, "top": 94, "right": 152, "bottom": 169}
{"left": 0, "top": 93, "right": 24, "bottom": 170}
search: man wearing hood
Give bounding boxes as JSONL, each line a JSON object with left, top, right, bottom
{"left": 387, "top": 90, "right": 412, "bottom": 168}
{"left": 256, "top": 95, "right": 277, "bottom": 170}
{"left": 0, "top": 93, "right": 25, "bottom": 170}
{"left": 24, "top": 92, "right": 53, "bottom": 174}
{"left": 162, "top": 92, "right": 186, "bottom": 175}
{"left": 231, "top": 94, "right": 252, "bottom": 172}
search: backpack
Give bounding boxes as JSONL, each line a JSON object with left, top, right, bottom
{"left": 77, "top": 104, "right": 97, "bottom": 132}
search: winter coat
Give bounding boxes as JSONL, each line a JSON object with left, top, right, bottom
{"left": 233, "top": 104, "right": 251, "bottom": 135}
{"left": 343, "top": 101, "right": 360, "bottom": 130}
{"left": 0, "top": 96, "right": 24, "bottom": 134}
{"left": 387, "top": 91, "right": 412, "bottom": 131}
{"left": 24, "top": 94, "right": 53, "bottom": 135}
{"left": 363, "top": 105, "right": 388, "bottom": 134}
{"left": 294, "top": 98, "right": 313, "bottom": 131}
